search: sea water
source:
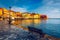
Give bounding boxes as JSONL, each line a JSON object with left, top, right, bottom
{"left": 31, "top": 18, "right": 60, "bottom": 38}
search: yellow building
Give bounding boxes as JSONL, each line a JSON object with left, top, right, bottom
{"left": 3, "top": 8, "right": 9, "bottom": 19}
{"left": 22, "top": 12, "right": 33, "bottom": 19}
{"left": 0, "top": 8, "right": 47, "bottom": 20}
{"left": 3, "top": 8, "right": 9, "bottom": 14}
{"left": 15, "top": 12, "right": 22, "bottom": 18}
{"left": 0, "top": 8, "right": 3, "bottom": 16}
{"left": 34, "top": 14, "right": 40, "bottom": 19}
{"left": 30, "top": 13, "right": 40, "bottom": 19}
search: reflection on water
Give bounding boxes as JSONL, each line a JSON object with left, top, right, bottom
{"left": 0, "top": 18, "right": 60, "bottom": 40}
{"left": 12, "top": 18, "right": 60, "bottom": 38}
{"left": 11, "top": 19, "right": 60, "bottom": 37}
{"left": 39, "top": 18, "right": 60, "bottom": 38}
{"left": 0, "top": 19, "right": 43, "bottom": 40}
{"left": 12, "top": 19, "right": 41, "bottom": 27}
{"left": 10, "top": 19, "right": 41, "bottom": 31}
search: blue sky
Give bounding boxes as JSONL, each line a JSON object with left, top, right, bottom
{"left": 0, "top": 0, "right": 60, "bottom": 18}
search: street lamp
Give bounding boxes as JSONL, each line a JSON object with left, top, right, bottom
{"left": 9, "top": 6, "right": 12, "bottom": 30}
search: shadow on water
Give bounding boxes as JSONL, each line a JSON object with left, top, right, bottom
{"left": 28, "top": 19, "right": 47, "bottom": 38}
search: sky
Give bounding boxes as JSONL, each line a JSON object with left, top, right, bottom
{"left": 0, "top": 0, "right": 60, "bottom": 18}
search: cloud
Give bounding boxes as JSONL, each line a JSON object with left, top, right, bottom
{"left": 11, "top": 6, "right": 28, "bottom": 12}
{"left": 46, "top": 9, "right": 60, "bottom": 18}
{"left": 34, "top": 0, "right": 60, "bottom": 18}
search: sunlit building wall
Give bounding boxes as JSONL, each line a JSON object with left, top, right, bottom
{"left": 0, "top": 8, "right": 3, "bottom": 16}
{"left": 0, "top": 8, "right": 47, "bottom": 20}
{"left": 3, "top": 8, "right": 9, "bottom": 19}
{"left": 15, "top": 12, "right": 22, "bottom": 18}
{"left": 34, "top": 14, "right": 40, "bottom": 19}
